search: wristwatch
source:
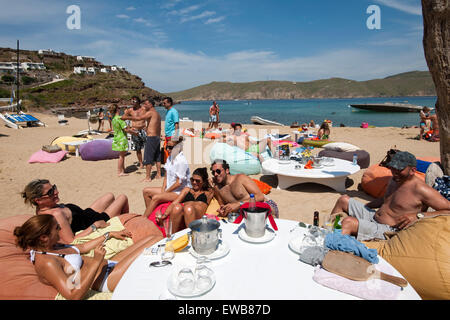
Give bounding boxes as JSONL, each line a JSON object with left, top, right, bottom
{"left": 416, "top": 213, "right": 425, "bottom": 219}
{"left": 103, "top": 232, "right": 110, "bottom": 241}
{"left": 90, "top": 224, "right": 97, "bottom": 231}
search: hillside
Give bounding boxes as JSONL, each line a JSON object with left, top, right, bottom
{"left": 166, "top": 71, "right": 436, "bottom": 101}
{"left": 0, "top": 47, "right": 163, "bottom": 110}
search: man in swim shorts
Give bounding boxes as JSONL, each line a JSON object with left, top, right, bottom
{"left": 122, "top": 98, "right": 162, "bottom": 181}
{"left": 328, "top": 151, "right": 450, "bottom": 241}
{"left": 122, "top": 96, "right": 147, "bottom": 169}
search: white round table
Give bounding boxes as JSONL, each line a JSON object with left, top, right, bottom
{"left": 261, "top": 158, "right": 360, "bottom": 192}
{"left": 112, "top": 219, "right": 420, "bottom": 300}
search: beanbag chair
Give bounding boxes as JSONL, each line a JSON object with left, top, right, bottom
{"left": 253, "top": 179, "right": 272, "bottom": 194}
{"left": 361, "top": 157, "right": 437, "bottom": 198}
{"left": 0, "top": 213, "right": 162, "bottom": 300}
{"left": 323, "top": 142, "right": 360, "bottom": 152}
{"left": 79, "top": 139, "right": 120, "bottom": 161}
{"left": 210, "top": 143, "right": 261, "bottom": 175}
{"left": 28, "top": 150, "right": 67, "bottom": 164}
{"left": 204, "top": 132, "right": 221, "bottom": 140}
{"left": 302, "top": 139, "right": 332, "bottom": 148}
{"left": 364, "top": 215, "right": 450, "bottom": 300}
{"left": 318, "top": 149, "right": 370, "bottom": 169}
{"left": 51, "top": 136, "right": 93, "bottom": 153}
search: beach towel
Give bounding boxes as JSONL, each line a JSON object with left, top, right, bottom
{"left": 71, "top": 216, "right": 134, "bottom": 260}
{"left": 325, "top": 231, "right": 379, "bottom": 264}
{"left": 313, "top": 265, "right": 401, "bottom": 300}
{"left": 433, "top": 176, "right": 450, "bottom": 200}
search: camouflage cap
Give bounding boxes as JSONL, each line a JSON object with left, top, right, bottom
{"left": 386, "top": 151, "right": 417, "bottom": 170}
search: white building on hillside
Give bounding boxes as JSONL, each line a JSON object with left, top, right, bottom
{"left": 100, "top": 67, "right": 110, "bottom": 73}
{"left": 21, "top": 62, "right": 46, "bottom": 71}
{"left": 73, "top": 66, "right": 87, "bottom": 74}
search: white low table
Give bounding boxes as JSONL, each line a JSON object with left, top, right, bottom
{"left": 62, "top": 140, "right": 90, "bottom": 157}
{"left": 112, "top": 219, "right": 420, "bottom": 300}
{"left": 262, "top": 158, "right": 360, "bottom": 192}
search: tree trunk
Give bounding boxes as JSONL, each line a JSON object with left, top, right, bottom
{"left": 421, "top": 0, "right": 449, "bottom": 175}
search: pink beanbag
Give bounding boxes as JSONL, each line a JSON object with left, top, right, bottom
{"left": 79, "top": 139, "right": 120, "bottom": 161}
{"left": 28, "top": 150, "right": 67, "bottom": 164}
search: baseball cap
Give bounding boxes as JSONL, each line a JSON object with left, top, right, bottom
{"left": 386, "top": 151, "right": 417, "bottom": 170}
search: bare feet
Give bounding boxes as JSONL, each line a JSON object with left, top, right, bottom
{"left": 118, "top": 172, "right": 129, "bottom": 177}
{"left": 142, "top": 178, "right": 152, "bottom": 182}
{"left": 154, "top": 175, "right": 162, "bottom": 179}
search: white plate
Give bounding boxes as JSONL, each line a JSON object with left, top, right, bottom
{"left": 188, "top": 241, "right": 230, "bottom": 260}
{"left": 238, "top": 227, "right": 276, "bottom": 243}
{"left": 167, "top": 267, "right": 216, "bottom": 298}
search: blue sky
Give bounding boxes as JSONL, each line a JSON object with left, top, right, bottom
{"left": 0, "top": 0, "right": 426, "bottom": 92}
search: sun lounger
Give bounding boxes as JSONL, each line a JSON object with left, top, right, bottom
{"left": 0, "top": 112, "right": 46, "bottom": 128}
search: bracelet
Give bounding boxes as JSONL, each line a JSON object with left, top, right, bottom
{"left": 90, "top": 224, "right": 97, "bottom": 231}
{"left": 103, "top": 232, "right": 110, "bottom": 241}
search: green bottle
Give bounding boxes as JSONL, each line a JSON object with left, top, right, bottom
{"left": 333, "top": 215, "right": 342, "bottom": 230}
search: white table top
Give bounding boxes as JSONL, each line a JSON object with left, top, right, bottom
{"left": 112, "top": 219, "right": 420, "bottom": 300}
{"left": 262, "top": 158, "right": 360, "bottom": 179}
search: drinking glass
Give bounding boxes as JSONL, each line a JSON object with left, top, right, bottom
{"left": 324, "top": 215, "right": 334, "bottom": 232}
{"left": 161, "top": 242, "right": 175, "bottom": 261}
{"left": 177, "top": 267, "right": 195, "bottom": 294}
{"left": 163, "top": 218, "right": 173, "bottom": 240}
{"left": 195, "top": 260, "right": 214, "bottom": 291}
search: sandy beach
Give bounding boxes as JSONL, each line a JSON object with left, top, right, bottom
{"left": 0, "top": 111, "right": 440, "bottom": 225}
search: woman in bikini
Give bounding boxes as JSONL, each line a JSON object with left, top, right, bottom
{"left": 14, "top": 214, "right": 162, "bottom": 299}
{"left": 22, "top": 179, "right": 130, "bottom": 244}
{"left": 155, "top": 167, "right": 214, "bottom": 233}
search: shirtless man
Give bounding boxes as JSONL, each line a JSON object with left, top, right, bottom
{"left": 222, "top": 123, "right": 272, "bottom": 162}
{"left": 122, "top": 96, "right": 147, "bottom": 169}
{"left": 329, "top": 151, "right": 450, "bottom": 241}
{"left": 210, "top": 159, "right": 279, "bottom": 218}
{"left": 122, "top": 98, "right": 162, "bottom": 181}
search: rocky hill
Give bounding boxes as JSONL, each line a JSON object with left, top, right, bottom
{"left": 0, "top": 47, "right": 163, "bottom": 110}
{"left": 166, "top": 71, "right": 436, "bottom": 101}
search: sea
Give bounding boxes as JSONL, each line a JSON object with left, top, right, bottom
{"left": 158, "top": 96, "right": 437, "bottom": 128}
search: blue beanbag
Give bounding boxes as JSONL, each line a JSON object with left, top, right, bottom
{"left": 209, "top": 143, "right": 261, "bottom": 175}
{"left": 79, "top": 139, "right": 120, "bottom": 161}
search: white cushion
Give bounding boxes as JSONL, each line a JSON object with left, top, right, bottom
{"left": 323, "top": 142, "right": 360, "bottom": 152}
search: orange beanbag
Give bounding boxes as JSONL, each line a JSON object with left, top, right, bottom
{"left": 205, "top": 132, "right": 221, "bottom": 139}
{"left": 364, "top": 215, "right": 450, "bottom": 300}
{"left": 360, "top": 158, "right": 437, "bottom": 198}
{"left": 253, "top": 179, "right": 272, "bottom": 195}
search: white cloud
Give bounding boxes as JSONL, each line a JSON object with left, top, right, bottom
{"left": 126, "top": 6, "right": 136, "bottom": 11}
{"left": 374, "top": 0, "right": 422, "bottom": 15}
{"left": 161, "top": 0, "right": 184, "bottom": 10}
{"left": 116, "top": 14, "right": 130, "bottom": 19}
{"left": 169, "top": 5, "right": 201, "bottom": 16}
{"left": 118, "top": 45, "right": 427, "bottom": 92}
{"left": 205, "top": 16, "right": 225, "bottom": 24}
{"left": 180, "top": 11, "right": 216, "bottom": 23}
{"left": 133, "top": 17, "right": 153, "bottom": 27}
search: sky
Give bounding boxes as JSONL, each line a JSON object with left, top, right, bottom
{"left": 0, "top": 0, "right": 427, "bottom": 93}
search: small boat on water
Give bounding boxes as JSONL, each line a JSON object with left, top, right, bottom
{"left": 251, "top": 116, "right": 284, "bottom": 126}
{"left": 350, "top": 102, "right": 427, "bottom": 112}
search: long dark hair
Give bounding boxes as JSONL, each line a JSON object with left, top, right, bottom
{"left": 192, "top": 167, "right": 210, "bottom": 191}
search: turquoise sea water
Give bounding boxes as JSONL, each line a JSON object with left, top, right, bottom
{"left": 158, "top": 96, "right": 437, "bottom": 128}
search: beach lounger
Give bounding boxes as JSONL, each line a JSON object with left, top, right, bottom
{"left": 1, "top": 112, "right": 46, "bottom": 128}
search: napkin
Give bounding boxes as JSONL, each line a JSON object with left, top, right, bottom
{"left": 234, "top": 202, "right": 278, "bottom": 231}
{"left": 325, "top": 231, "right": 379, "bottom": 264}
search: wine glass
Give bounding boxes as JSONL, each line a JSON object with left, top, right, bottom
{"left": 324, "top": 215, "right": 334, "bottom": 232}
{"left": 163, "top": 218, "right": 173, "bottom": 241}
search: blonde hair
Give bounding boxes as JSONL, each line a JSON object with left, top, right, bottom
{"left": 14, "top": 214, "right": 56, "bottom": 251}
{"left": 21, "top": 179, "right": 49, "bottom": 207}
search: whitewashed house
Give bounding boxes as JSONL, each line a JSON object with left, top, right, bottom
{"left": 21, "top": 62, "right": 46, "bottom": 71}
{"left": 73, "top": 66, "right": 87, "bottom": 74}
{"left": 100, "top": 67, "right": 110, "bottom": 73}
{"left": 87, "top": 67, "right": 97, "bottom": 75}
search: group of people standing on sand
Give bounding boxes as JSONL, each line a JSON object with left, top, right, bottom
{"left": 108, "top": 96, "right": 179, "bottom": 180}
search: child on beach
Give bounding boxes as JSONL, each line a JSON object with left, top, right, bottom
{"left": 110, "top": 104, "right": 134, "bottom": 177}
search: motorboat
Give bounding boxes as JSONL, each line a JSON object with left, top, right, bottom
{"left": 349, "top": 102, "right": 427, "bottom": 112}
{"left": 251, "top": 116, "right": 284, "bottom": 126}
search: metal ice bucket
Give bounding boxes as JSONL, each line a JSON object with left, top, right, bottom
{"left": 188, "top": 216, "right": 222, "bottom": 255}
{"left": 243, "top": 207, "right": 269, "bottom": 238}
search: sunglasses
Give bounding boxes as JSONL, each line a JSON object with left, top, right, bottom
{"left": 190, "top": 178, "right": 202, "bottom": 184}
{"left": 166, "top": 145, "right": 174, "bottom": 150}
{"left": 41, "top": 184, "right": 57, "bottom": 198}
{"left": 211, "top": 169, "right": 223, "bottom": 175}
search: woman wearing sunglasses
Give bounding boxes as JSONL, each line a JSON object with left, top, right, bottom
{"left": 155, "top": 167, "right": 214, "bottom": 233}
{"left": 22, "top": 179, "right": 130, "bottom": 244}
{"left": 142, "top": 136, "right": 191, "bottom": 218}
